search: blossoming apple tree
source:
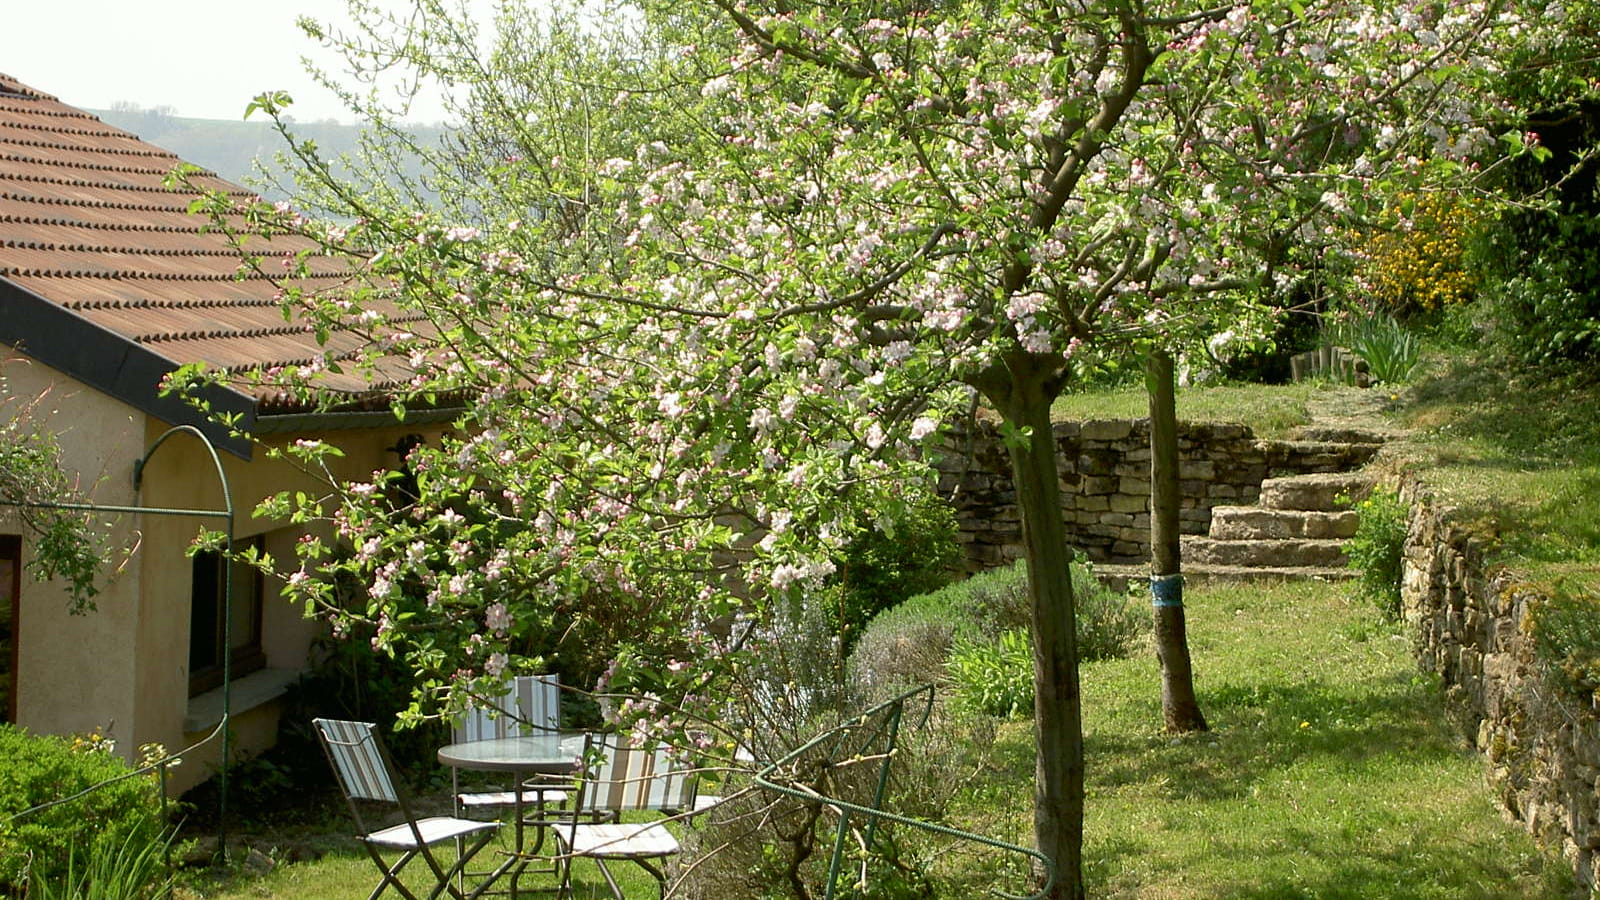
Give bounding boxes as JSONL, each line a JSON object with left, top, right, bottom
{"left": 179, "top": 0, "right": 1577, "bottom": 895}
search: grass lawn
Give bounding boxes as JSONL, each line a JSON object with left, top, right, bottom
{"left": 180, "top": 829, "right": 660, "bottom": 900}
{"left": 189, "top": 579, "right": 1575, "bottom": 899}
{"left": 932, "top": 579, "right": 1574, "bottom": 899}
{"left": 1050, "top": 380, "right": 1337, "bottom": 437}
{"left": 1398, "top": 358, "right": 1600, "bottom": 592}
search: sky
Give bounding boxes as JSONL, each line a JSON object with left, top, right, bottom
{"left": 1, "top": 0, "right": 466, "bottom": 124}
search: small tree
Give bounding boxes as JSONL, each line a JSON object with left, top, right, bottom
{"left": 178, "top": 1, "right": 1580, "bottom": 895}
{"left": 0, "top": 367, "right": 108, "bottom": 613}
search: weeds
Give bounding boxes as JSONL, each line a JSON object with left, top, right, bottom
{"left": 1345, "top": 486, "right": 1408, "bottom": 621}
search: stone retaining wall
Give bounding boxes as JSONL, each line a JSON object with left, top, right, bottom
{"left": 936, "top": 419, "right": 1376, "bottom": 570}
{"left": 1402, "top": 479, "right": 1599, "bottom": 892}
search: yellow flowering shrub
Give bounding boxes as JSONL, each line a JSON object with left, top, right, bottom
{"left": 1358, "top": 193, "right": 1481, "bottom": 313}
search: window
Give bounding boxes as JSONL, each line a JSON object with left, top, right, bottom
{"left": 1, "top": 535, "right": 18, "bottom": 723}
{"left": 189, "top": 536, "right": 265, "bottom": 697}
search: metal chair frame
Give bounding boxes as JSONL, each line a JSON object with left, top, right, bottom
{"left": 315, "top": 718, "right": 512, "bottom": 900}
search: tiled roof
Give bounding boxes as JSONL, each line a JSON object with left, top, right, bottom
{"left": 0, "top": 72, "right": 416, "bottom": 418}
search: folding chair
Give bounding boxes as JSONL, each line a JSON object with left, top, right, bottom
{"left": 453, "top": 674, "right": 568, "bottom": 812}
{"left": 314, "top": 718, "right": 509, "bottom": 900}
{"left": 557, "top": 736, "right": 697, "bottom": 900}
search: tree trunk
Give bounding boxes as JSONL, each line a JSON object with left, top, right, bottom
{"left": 1146, "top": 350, "right": 1208, "bottom": 733}
{"left": 977, "top": 358, "right": 1085, "bottom": 900}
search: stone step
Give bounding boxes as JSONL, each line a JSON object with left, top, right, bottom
{"left": 1093, "top": 563, "right": 1356, "bottom": 592}
{"left": 1257, "top": 472, "right": 1375, "bottom": 511}
{"left": 1209, "top": 506, "right": 1359, "bottom": 541}
{"left": 1289, "top": 425, "right": 1392, "bottom": 445}
{"left": 1183, "top": 536, "right": 1349, "bottom": 568}
{"left": 1264, "top": 439, "right": 1383, "bottom": 471}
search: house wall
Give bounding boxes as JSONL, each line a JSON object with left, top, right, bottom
{"left": 2, "top": 351, "right": 453, "bottom": 796}
{"left": 0, "top": 357, "right": 146, "bottom": 748}
{"left": 135, "top": 417, "right": 450, "bottom": 794}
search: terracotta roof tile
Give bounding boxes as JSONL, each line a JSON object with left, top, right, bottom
{"left": 0, "top": 71, "right": 408, "bottom": 413}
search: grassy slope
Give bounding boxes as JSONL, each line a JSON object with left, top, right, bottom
{"left": 1398, "top": 359, "right": 1600, "bottom": 590}
{"left": 1049, "top": 380, "right": 1336, "bottom": 438}
{"left": 937, "top": 579, "right": 1574, "bottom": 899}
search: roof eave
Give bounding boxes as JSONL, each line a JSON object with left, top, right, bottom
{"left": 0, "top": 275, "right": 257, "bottom": 459}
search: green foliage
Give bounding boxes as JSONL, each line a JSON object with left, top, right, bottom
{"left": 1471, "top": 211, "right": 1600, "bottom": 368}
{"left": 1327, "top": 313, "right": 1423, "bottom": 385}
{"left": 946, "top": 629, "right": 1034, "bottom": 719}
{"left": 0, "top": 725, "right": 165, "bottom": 892}
{"left": 0, "top": 373, "right": 107, "bottom": 613}
{"left": 281, "top": 624, "right": 450, "bottom": 784}
{"left": 826, "top": 497, "right": 963, "bottom": 656}
{"left": 849, "top": 558, "right": 1143, "bottom": 699}
{"left": 1344, "top": 486, "right": 1408, "bottom": 621}
{"left": 25, "top": 827, "right": 174, "bottom": 900}
{"left": 1529, "top": 586, "right": 1600, "bottom": 701}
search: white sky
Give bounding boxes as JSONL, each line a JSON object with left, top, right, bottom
{"left": 1, "top": 0, "right": 466, "bottom": 124}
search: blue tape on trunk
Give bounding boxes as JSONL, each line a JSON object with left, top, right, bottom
{"left": 1151, "top": 573, "right": 1184, "bottom": 607}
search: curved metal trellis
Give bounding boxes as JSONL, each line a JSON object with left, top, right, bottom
{"left": 752, "top": 684, "right": 1055, "bottom": 900}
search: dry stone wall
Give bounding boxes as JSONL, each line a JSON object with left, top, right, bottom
{"left": 936, "top": 418, "right": 1376, "bottom": 571}
{"left": 1402, "top": 479, "right": 1600, "bottom": 893}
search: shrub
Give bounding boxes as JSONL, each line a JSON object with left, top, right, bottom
{"left": 1472, "top": 212, "right": 1600, "bottom": 368}
{"left": 1356, "top": 193, "right": 1481, "bottom": 316}
{"left": 946, "top": 629, "right": 1034, "bottom": 719}
{"left": 848, "top": 557, "right": 1143, "bottom": 699}
{"left": 1344, "top": 486, "right": 1408, "bottom": 621}
{"left": 826, "top": 496, "right": 963, "bottom": 656}
{"left": 0, "top": 725, "right": 165, "bottom": 892}
{"left": 677, "top": 698, "right": 994, "bottom": 900}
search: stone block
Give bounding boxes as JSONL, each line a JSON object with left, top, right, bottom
{"left": 1110, "top": 494, "right": 1149, "bottom": 514}
{"left": 1120, "top": 477, "right": 1152, "bottom": 495}
{"left": 1081, "top": 419, "right": 1133, "bottom": 441}
{"left": 1179, "top": 459, "right": 1216, "bottom": 480}
{"left": 1111, "top": 540, "right": 1144, "bottom": 557}
{"left": 1083, "top": 475, "right": 1118, "bottom": 494}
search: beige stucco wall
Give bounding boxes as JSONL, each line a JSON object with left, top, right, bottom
{"left": 3, "top": 351, "right": 450, "bottom": 795}
{"left": 138, "top": 416, "right": 449, "bottom": 793}
{"left": 0, "top": 355, "right": 145, "bottom": 750}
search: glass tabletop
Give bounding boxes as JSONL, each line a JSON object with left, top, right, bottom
{"left": 437, "top": 731, "right": 590, "bottom": 773}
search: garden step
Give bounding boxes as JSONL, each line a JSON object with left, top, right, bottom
{"left": 1208, "top": 506, "right": 1359, "bottom": 541}
{"left": 1289, "top": 425, "right": 1393, "bottom": 445}
{"left": 1182, "top": 536, "right": 1349, "bottom": 569}
{"left": 1093, "top": 563, "right": 1356, "bottom": 592}
{"left": 1257, "top": 472, "right": 1375, "bottom": 511}
{"left": 1265, "top": 439, "right": 1383, "bottom": 472}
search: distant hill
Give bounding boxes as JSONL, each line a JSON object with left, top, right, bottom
{"left": 90, "top": 103, "right": 446, "bottom": 203}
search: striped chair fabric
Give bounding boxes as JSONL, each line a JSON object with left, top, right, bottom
{"left": 572, "top": 739, "right": 696, "bottom": 815}
{"left": 453, "top": 674, "right": 561, "bottom": 742}
{"left": 452, "top": 674, "right": 569, "bottom": 811}
{"left": 316, "top": 718, "right": 400, "bottom": 802}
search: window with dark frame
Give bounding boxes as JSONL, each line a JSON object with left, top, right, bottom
{"left": 1, "top": 534, "right": 19, "bottom": 723}
{"left": 188, "top": 535, "right": 265, "bottom": 697}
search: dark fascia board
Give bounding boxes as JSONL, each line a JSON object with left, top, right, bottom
{"left": 0, "top": 277, "right": 256, "bottom": 459}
